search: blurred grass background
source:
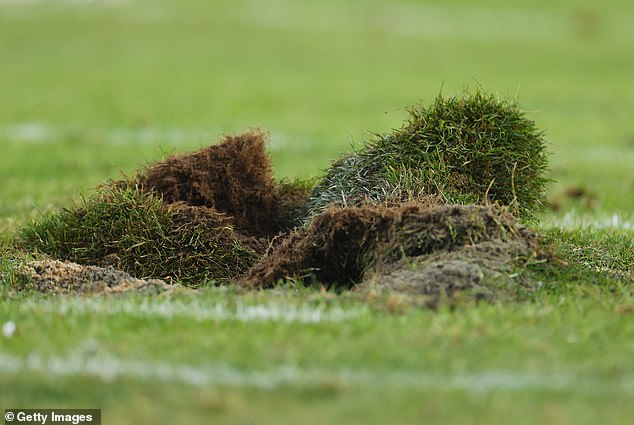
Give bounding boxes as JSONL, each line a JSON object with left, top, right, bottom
{"left": 1, "top": 2, "right": 634, "bottom": 423}
{"left": 1, "top": 0, "right": 633, "bottom": 227}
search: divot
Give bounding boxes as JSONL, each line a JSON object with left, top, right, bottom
{"left": 14, "top": 90, "right": 556, "bottom": 304}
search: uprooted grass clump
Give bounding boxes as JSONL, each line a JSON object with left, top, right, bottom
{"left": 242, "top": 202, "right": 543, "bottom": 290}
{"left": 308, "top": 89, "right": 549, "bottom": 220}
{"left": 138, "top": 130, "right": 308, "bottom": 236}
{"left": 12, "top": 90, "right": 558, "bottom": 300}
{"left": 16, "top": 130, "right": 312, "bottom": 288}
{"left": 19, "top": 182, "right": 262, "bottom": 286}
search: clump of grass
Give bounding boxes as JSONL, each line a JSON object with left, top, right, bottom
{"left": 18, "top": 181, "right": 261, "bottom": 286}
{"left": 137, "top": 130, "right": 307, "bottom": 237}
{"left": 243, "top": 202, "right": 541, "bottom": 290}
{"left": 309, "top": 89, "right": 549, "bottom": 220}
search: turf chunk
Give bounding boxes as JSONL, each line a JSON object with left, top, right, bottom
{"left": 308, "top": 89, "right": 549, "bottom": 220}
{"left": 242, "top": 202, "right": 541, "bottom": 290}
{"left": 138, "top": 130, "right": 281, "bottom": 237}
{"left": 19, "top": 183, "right": 261, "bottom": 286}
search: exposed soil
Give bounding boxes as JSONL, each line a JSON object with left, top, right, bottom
{"left": 241, "top": 202, "right": 542, "bottom": 291}
{"left": 15, "top": 128, "right": 550, "bottom": 303}
{"left": 138, "top": 130, "right": 299, "bottom": 238}
{"left": 356, "top": 238, "right": 540, "bottom": 307}
{"left": 14, "top": 259, "right": 177, "bottom": 294}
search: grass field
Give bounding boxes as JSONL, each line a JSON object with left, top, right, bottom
{"left": 1, "top": 0, "right": 633, "bottom": 423}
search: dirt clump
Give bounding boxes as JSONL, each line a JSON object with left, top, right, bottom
{"left": 18, "top": 131, "right": 313, "bottom": 289}
{"left": 242, "top": 202, "right": 540, "bottom": 290}
{"left": 138, "top": 130, "right": 300, "bottom": 237}
{"left": 15, "top": 259, "right": 176, "bottom": 294}
{"left": 15, "top": 91, "right": 552, "bottom": 299}
{"left": 356, "top": 238, "right": 540, "bottom": 307}
{"left": 243, "top": 206, "right": 395, "bottom": 288}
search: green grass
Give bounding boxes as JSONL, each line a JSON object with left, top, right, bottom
{"left": 1, "top": 0, "right": 633, "bottom": 423}
{"left": 2, "top": 0, "right": 634, "bottom": 226}
{"left": 1, "top": 284, "right": 633, "bottom": 424}
{"left": 308, "top": 90, "right": 549, "bottom": 219}
{"left": 17, "top": 182, "right": 259, "bottom": 285}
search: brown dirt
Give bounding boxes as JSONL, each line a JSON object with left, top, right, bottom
{"left": 356, "top": 238, "right": 540, "bottom": 308}
{"left": 14, "top": 129, "right": 549, "bottom": 302}
{"left": 14, "top": 259, "right": 179, "bottom": 294}
{"left": 241, "top": 202, "right": 541, "bottom": 290}
{"left": 138, "top": 130, "right": 298, "bottom": 237}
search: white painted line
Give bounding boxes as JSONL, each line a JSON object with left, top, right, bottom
{"left": 0, "top": 0, "right": 128, "bottom": 6}
{"left": 0, "top": 122, "right": 208, "bottom": 146}
{"left": 242, "top": 3, "right": 570, "bottom": 42}
{"left": 0, "top": 350, "right": 631, "bottom": 395}
{"left": 1, "top": 122, "right": 52, "bottom": 143}
{"left": 16, "top": 297, "right": 369, "bottom": 324}
{"left": 0, "top": 122, "right": 299, "bottom": 151}
{"left": 549, "top": 212, "right": 634, "bottom": 231}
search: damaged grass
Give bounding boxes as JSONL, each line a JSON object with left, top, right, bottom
{"left": 18, "top": 130, "right": 312, "bottom": 288}
{"left": 308, "top": 89, "right": 549, "bottom": 220}
{"left": 11, "top": 89, "right": 622, "bottom": 307}
{"left": 242, "top": 202, "right": 544, "bottom": 293}
{"left": 138, "top": 131, "right": 301, "bottom": 237}
{"left": 19, "top": 183, "right": 261, "bottom": 286}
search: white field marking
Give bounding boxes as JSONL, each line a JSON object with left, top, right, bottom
{"left": 1, "top": 122, "right": 53, "bottom": 143}
{"left": 375, "top": 4, "right": 567, "bottom": 42}
{"left": 552, "top": 147, "right": 634, "bottom": 168}
{"left": 0, "top": 350, "right": 632, "bottom": 396}
{"left": 0, "top": 0, "right": 127, "bottom": 6}
{"left": 0, "top": 122, "right": 207, "bottom": 146}
{"left": 0, "top": 122, "right": 298, "bottom": 151}
{"left": 244, "top": 2, "right": 569, "bottom": 42}
{"left": 548, "top": 212, "right": 634, "bottom": 232}
{"left": 16, "top": 297, "right": 369, "bottom": 324}
{"left": 3, "top": 0, "right": 557, "bottom": 42}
